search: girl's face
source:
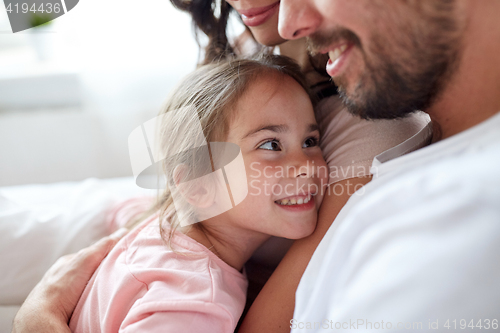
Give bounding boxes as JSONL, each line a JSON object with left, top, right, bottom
{"left": 226, "top": 0, "right": 287, "bottom": 46}
{"left": 223, "top": 74, "right": 328, "bottom": 239}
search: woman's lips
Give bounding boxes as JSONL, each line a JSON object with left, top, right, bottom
{"left": 239, "top": 2, "right": 280, "bottom": 27}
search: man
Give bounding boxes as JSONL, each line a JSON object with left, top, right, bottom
{"left": 13, "top": 1, "right": 500, "bottom": 332}
{"left": 277, "top": 0, "right": 500, "bottom": 331}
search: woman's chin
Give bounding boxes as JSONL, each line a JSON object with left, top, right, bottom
{"left": 258, "top": 35, "right": 287, "bottom": 47}
{"left": 250, "top": 28, "right": 287, "bottom": 47}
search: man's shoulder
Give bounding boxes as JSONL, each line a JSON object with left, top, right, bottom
{"left": 294, "top": 137, "right": 500, "bottom": 329}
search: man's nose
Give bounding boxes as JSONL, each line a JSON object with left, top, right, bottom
{"left": 278, "top": 0, "right": 321, "bottom": 40}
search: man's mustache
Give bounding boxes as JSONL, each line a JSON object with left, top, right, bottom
{"left": 307, "top": 28, "right": 362, "bottom": 56}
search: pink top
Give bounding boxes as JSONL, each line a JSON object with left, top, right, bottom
{"left": 69, "top": 200, "right": 247, "bottom": 333}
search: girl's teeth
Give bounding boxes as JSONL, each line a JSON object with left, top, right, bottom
{"left": 276, "top": 196, "right": 312, "bottom": 205}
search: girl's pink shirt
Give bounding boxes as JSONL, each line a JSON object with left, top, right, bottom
{"left": 69, "top": 199, "right": 248, "bottom": 333}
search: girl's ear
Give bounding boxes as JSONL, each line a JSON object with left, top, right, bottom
{"left": 173, "top": 164, "right": 215, "bottom": 209}
{"left": 172, "top": 163, "right": 189, "bottom": 186}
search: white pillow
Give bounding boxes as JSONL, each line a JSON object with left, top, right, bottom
{"left": 0, "top": 177, "right": 153, "bottom": 306}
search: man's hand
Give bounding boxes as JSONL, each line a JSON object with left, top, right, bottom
{"left": 12, "top": 228, "right": 128, "bottom": 333}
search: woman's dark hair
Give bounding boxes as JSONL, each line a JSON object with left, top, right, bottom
{"left": 170, "top": 0, "right": 236, "bottom": 65}
{"left": 169, "top": 0, "right": 334, "bottom": 97}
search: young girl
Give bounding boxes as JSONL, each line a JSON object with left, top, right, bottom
{"left": 69, "top": 54, "right": 328, "bottom": 333}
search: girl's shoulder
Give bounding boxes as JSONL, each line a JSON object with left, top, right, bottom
{"left": 125, "top": 218, "right": 247, "bottom": 286}
{"left": 123, "top": 220, "right": 247, "bottom": 319}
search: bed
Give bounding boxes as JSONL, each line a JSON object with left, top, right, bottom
{"left": 0, "top": 177, "right": 153, "bottom": 332}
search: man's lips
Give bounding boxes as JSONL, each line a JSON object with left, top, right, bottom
{"left": 328, "top": 44, "right": 348, "bottom": 63}
{"left": 324, "top": 42, "right": 354, "bottom": 78}
{"left": 238, "top": 2, "right": 280, "bottom": 27}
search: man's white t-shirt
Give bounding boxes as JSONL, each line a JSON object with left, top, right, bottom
{"left": 292, "top": 112, "right": 500, "bottom": 332}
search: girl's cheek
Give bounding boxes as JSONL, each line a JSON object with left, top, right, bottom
{"left": 312, "top": 154, "right": 328, "bottom": 179}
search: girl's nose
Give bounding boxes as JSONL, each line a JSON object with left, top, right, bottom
{"left": 287, "top": 150, "right": 316, "bottom": 178}
{"left": 278, "top": 0, "right": 322, "bottom": 40}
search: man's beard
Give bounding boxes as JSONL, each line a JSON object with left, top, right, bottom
{"left": 307, "top": 1, "right": 463, "bottom": 120}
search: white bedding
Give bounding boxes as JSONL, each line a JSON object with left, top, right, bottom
{"left": 0, "top": 177, "right": 153, "bottom": 332}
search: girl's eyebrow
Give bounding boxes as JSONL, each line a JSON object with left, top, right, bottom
{"left": 309, "top": 124, "right": 320, "bottom": 133}
{"left": 243, "top": 123, "right": 320, "bottom": 139}
{"left": 243, "top": 124, "right": 288, "bottom": 138}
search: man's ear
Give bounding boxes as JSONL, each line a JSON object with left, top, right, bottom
{"left": 173, "top": 164, "right": 215, "bottom": 209}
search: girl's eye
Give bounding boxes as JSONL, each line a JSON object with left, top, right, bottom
{"left": 258, "top": 139, "right": 281, "bottom": 151}
{"left": 303, "top": 136, "right": 319, "bottom": 148}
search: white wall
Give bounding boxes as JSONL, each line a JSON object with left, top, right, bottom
{"left": 0, "top": 0, "right": 245, "bottom": 186}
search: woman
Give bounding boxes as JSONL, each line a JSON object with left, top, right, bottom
{"left": 12, "top": 1, "right": 430, "bottom": 332}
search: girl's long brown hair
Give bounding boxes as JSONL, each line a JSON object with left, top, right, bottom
{"left": 170, "top": 0, "right": 236, "bottom": 65}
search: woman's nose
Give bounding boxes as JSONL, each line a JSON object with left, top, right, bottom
{"left": 278, "top": 0, "right": 321, "bottom": 40}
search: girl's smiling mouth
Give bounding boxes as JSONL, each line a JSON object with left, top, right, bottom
{"left": 274, "top": 193, "right": 316, "bottom": 211}
{"left": 275, "top": 193, "right": 312, "bottom": 205}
